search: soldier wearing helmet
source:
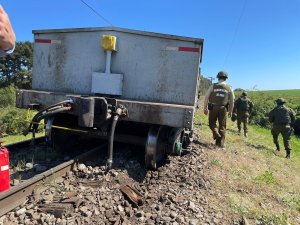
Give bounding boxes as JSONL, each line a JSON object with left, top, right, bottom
{"left": 203, "top": 71, "right": 235, "bottom": 147}
{"left": 233, "top": 91, "right": 254, "bottom": 137}
{"left": 268, "top": 98, "right": 296, "bottom": 159}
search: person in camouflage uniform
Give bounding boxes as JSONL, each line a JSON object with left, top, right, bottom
{"left": 234, "top": 91, "right": 253, "bottom": 137}
{"left": 268, "top": 98, "right": 296, "bottom": 159}
{"left": 204, "top": 71, "right": 235, "bottom": 147}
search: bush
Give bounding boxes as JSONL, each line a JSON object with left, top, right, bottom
{"left": 0, "top": 106, "right": 28, "bottom": 135}
{"left": 0, "top": 85, "right": 16, "bottom": 107}
{"left": 249, "top": 93, "right": 274, "bottom": 129}
{"left": 0, "top": 120, "right": 6, "bottom": 137}
{"left": 294, "top": 118, "right": 300, "bottom": 134}
{"left": 0, "top": 86, "right": 44, "bottom": 137}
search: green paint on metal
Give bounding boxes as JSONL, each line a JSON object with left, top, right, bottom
{"left": 174, "top": 142, "right": 182, "bottom": 155}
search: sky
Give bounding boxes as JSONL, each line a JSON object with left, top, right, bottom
{"left": 2, "top": 0, "right": 300, "bottom": 91}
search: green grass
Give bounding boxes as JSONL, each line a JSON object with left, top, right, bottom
{"left": 248, "top": 124, "right": 300, "bottom": 158}
{"left": 256, "top": 214, "right": 290, "bottom": 225}
{"left": 211, "top": 159, "right": 222, "bottom": 167}
{"left": 282, "top": 195, "right": 300, "bottom": 213}
{"left": 2, "top": 132, "right": 44, "bottom": 145}
{"left": 194, "top": 108, "right": 300, "bottom": 224}
{"left": 195, "top": 108, "right": 300, "bottom": 155}
{"left": 255, "top": 170, "right": 277, "bottom": 185}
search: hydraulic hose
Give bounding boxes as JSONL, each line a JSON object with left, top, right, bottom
{"left": 106, "top": 106, "right": 128, "bottom": 170}
{"left": 23, "top": 99, "right": 73, "bottom": 136}
{"left": 31, "top": 106, "right": 72, "bottom": 132}
{"left": 31, "top": 99, "right": 73, "bottom": 121}
{"left": 106, "top": 114, "right": 120, "bottom": 170}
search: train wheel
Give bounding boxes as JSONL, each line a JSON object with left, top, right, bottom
{"left": 145, "top": 125, "right": 168, "bottom": 170}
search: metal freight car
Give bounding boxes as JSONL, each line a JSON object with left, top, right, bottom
{"left": 17, "top": 27, "right": 204, "bottom": 170}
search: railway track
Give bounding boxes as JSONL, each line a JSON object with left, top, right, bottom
{"left": 0, "top": 131, "right": 225, "bottom": 225}
{"left": 0, "top": 139, "right": 107, "bottom": 217}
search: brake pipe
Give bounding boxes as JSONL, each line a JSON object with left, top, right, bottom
{"left": 106, "top": 114, "right": 120, "bottom": 170}
{"left": 30, "top": 99, "right": 73, "bottom": 121}
{"left": 106, "top": 106, "right": 128, "bottom": 170}
{"left": 23, "top": 100, "right": 73, "bottom": 136}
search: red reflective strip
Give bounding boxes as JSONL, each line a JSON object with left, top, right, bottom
{"left": 35, "top": 39, "right": 51, "bottom": 44}
{"left": 178, "top": 47, "right": 200, "bottom": 52}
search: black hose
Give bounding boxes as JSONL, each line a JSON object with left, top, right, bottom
{"left": 37, "top": 99, "right": 73, "bottom": 114}
{"left": 33, "top": 106, "right": 71, "bottom": 122}
{"left": 106, "top": 114, "right": 119, "bottom": 170}
{"left": 23, "top": 100, "right": 73, "bottom": 136}
{"left": 31, "top": 107, "right": 72, "bottom": 132}
{"left": 31, "top": 100, "right": 73, "bottom": 122}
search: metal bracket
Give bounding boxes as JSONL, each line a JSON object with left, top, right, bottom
{"left": 183, "top": 109, "right": 193, "bottom": 128}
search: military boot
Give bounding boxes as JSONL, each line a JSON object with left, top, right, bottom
{"left": 244, "top": 132, "right": 248, "bottom": 138}
{"left": 285, "top": 150, "right": 291, "bottom": 159}
{"left": 216, "top": 136, "right": 222, "bottom": 147}
{"left": 276, "top": 144, "right": 280, "bottom": 152}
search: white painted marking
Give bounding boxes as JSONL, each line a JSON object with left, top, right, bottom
{"left": 166, "top": 47, "right": 178, "bottom": 51}
{"left": 1, "top": 165, "right": 9, "bottom": 171}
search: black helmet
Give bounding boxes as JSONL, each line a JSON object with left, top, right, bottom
{"left": 242, "top": 91, "right": 248, "bottom": 96}
{"left": 216, "top": 71, "right": 228, "bottom": 79}
{"left": 275, "top": 98, "right": 286, "bottom": 104}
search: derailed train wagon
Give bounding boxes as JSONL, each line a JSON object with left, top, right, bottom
{"left": 16, "top": 27, "right": 204, "bottom": 170}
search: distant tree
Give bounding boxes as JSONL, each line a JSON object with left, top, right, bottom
{"left": 234, "top": 88, "right": 244, "bottom": 92}
{"left": 0, "top": 41, "right": 33, "bottom": 89}
{"left": 198, "top": 75, "right": 212, "bottom": 96}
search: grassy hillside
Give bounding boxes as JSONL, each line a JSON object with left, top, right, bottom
{"left": 251, "top": 89, "right": 300, "bottom": 97}
{"left": 194, "top": 111, "right": 300, "bottom": 224}
{"left": 236, "top": 89, "right": 300, "bottom": 106}
{"left": 242, "top": 89, "right": 300, "bottom": 114}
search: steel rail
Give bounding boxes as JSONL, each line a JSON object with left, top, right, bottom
{"left": 0, "top": 144, "right": 106, "bottom": 217}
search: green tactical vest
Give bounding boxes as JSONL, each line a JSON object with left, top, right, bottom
{"left": 236, "top": 97, "right": 249, "bottom": 111}
{"left": 209, "top": 83, "right": 231, "bottom": 106}
{"left": 273, "top": 106, "right": 291, "bottom": 124}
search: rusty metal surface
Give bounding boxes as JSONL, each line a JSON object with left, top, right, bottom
{"left": 16, "top": 90, "right": 195, "bottom": 128}
{"left": 117, "top": 99, "right": 194, "bottom": 128}
{"left": 16, "top": 90, "right": 71, "bottom": 109}
{"left": 0, "top": 144, "right": 106, "bottom": 217}
{"left": 120, "top": 184, "right": 144, "bottom": 207}
{"left": 39, "top": 203, "right": 74, "bottom": 218}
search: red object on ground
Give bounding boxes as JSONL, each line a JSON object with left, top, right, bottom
{"left": 0, "top": 145, "right": 10, "bottom": 192}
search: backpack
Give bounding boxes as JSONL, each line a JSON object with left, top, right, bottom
{"left": 273, "top": 106, "right": 291, "bottom": 124}
{"left": 237, "top": 97, "right": 249, "bottom": 111}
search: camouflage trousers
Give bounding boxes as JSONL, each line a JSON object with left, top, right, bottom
{"left": 237, "top": 112, "right": 249, "bottom": 133}
{"left": 271, "top": 124, "right": 292, "bottom": 151}
{"left": 208, "top": 106, "right": 227, "bottom": 147}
